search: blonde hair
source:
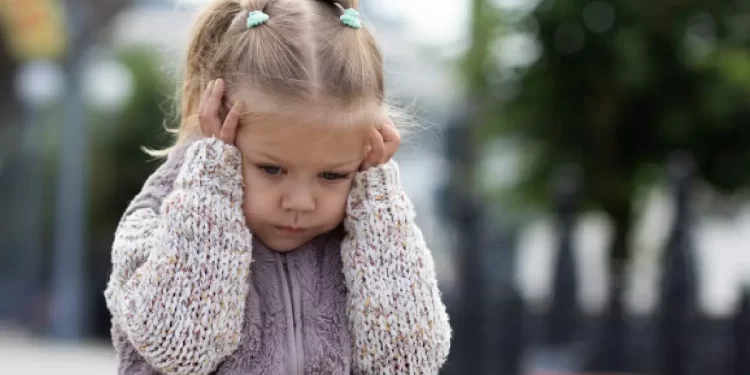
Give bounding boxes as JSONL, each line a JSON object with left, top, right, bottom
{"left": 152, "top": 0, "right": 391, "bottom": 156}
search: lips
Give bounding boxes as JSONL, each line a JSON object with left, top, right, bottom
{"left": 276, "top": 225, "right": 304, "bottom": 233}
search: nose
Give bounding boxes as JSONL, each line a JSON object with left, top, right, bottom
{"left": 281, "top": 182, "right": 315, "bottom": 213}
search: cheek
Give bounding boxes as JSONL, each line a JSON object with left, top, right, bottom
{"left": 321, "top": 181, "right": 354, "bottom": 220}
{"left": 241, "top": 165, "right": 273, "bottom": 221}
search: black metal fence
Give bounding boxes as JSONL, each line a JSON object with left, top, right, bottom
{"left": 440, "top": 121, "right": 750, "bottom": 374}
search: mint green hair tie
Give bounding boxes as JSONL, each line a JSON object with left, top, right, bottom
{"left": 247, "top": 10, "right": 269, "bottom": 28}
{"left": 336, "top": 5, "right": 362, "bottom": 29}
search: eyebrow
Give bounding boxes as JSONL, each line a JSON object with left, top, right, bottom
{"left": 244, "top": 149, "right": 361, "bottom": 169}
{"left": 246, "top": 149, "right": 283, "bottom": 164}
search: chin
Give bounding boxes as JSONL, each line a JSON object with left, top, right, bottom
{"left": 257, "top": 234, "right": 310, "bottom": 252}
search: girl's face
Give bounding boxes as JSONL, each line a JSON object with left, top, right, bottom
{"left": 235, "top": 115, "right": 372, "bottom": 251}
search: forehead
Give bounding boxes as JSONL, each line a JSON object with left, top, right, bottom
{"left": 236, "top": 114, "right": 372, "bottom": 166}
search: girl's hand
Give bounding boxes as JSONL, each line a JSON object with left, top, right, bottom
{"left": 361, "top": 119, "right": 401, "bottom": 170}
{"left": 199, "top": 78, "right": 244, "bottom": 145}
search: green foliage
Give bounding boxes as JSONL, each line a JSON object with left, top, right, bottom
{"left": 469, "top": 0, "right": 750, "bottom": 214}
{"left": 464, "top": 0, "right": 750, "bottom": 268}
{"left": 88, "top": 46, "right": 175, "bottom": 250}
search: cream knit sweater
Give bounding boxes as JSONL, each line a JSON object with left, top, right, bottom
{"left": 104, "top": 138, "right": 451, "bottom": 375}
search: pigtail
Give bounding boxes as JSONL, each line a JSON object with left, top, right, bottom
{"left": 147, "top": 0, "right": 394, "bottom": 157}
{"left": 311, "top": 0, "right": 383, "bottom": 102}
{"left": 174, "top": 1, "right": 243, "bottom": 146}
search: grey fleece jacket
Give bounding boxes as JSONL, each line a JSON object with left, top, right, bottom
{"left": 105, "top": 138, "right": 451, "bottom": 375}
{"left": 113, "top": 232, "right": 351, "bottom": 375}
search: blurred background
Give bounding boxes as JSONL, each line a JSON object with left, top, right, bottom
{"left": 3, "top": 0, "right": 750, "bottom": 374}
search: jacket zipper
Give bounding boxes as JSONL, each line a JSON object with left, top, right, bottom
{"left": 282, "top": 255, "right": 295, "bottom": 329}
{"left": 279, "top": 253, "right": 303, "bottom": 375}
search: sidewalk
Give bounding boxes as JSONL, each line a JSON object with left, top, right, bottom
{"left": 0, "top": 330, "right": 116, "bottom": 374}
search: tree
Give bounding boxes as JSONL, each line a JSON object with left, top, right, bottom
{"left": 0, "top": 0, "right": 133, "bottom": 151}
{"left": 87, "top": 46, "right": 175, "bottom": 338}
{"left": 0, "top": 0, "right": 134, "bottom": 332}
{"left": 465, "top": 0, "right": 750, "bottom": 371}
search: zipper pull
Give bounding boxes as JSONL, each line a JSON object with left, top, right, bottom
{"left": 282, "top": 253, "right": 290, "bottom": 273}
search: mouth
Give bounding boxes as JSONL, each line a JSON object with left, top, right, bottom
{"left": 275, "top": 225, "right": 305, "bottom": 234}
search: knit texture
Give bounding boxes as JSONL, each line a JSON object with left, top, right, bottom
{"left": 105, "top": 138, "right": 252, "bottom": 375}
{"left": 105, "top": 138, "right": 451, "bottom": 375}
{"left": 112, "top": 231, "right": 353, "bottom": 375}
{"left": 343, "top": 161, "right": 452, "bottom": 374}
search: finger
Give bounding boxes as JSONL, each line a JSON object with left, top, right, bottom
{"left": 198, "top": 80, "right": 215, "bottom": 136}
{"left": 364, "top": 129, "right": 385, "bottom": 170}
{"left": 379, "top": 124, "right": 400, "bottom": 162}
{"left": 199, "top": 80, "right": 214, "bottom": 115}
{"left": 220, "top": 101, "right": 244, "bottom": 144}
{"left": 358, "top": 143, "right": 371, "bottom": 171}
{"left": 379, "top": 121, "right": 400, "bottom": 143}
{"left": 219, "top": 96, "right": 231, "bottom": 124}
{"left": 382, "top": 144, "right": 397, "bottom": 163}
{"left": 206, "top": 79, "right": 225, "bottom": 135}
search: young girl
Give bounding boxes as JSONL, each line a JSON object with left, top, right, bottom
{"left": 104, "top": 0, "right": 451, "bottom": 374}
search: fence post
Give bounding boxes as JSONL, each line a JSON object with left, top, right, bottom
{"left": 546, "top": 164, "right": 581, "bottom": 346}
{"left": 440, "top": 110, "right": 484, "bottom": 374}
{"left": 481, "top": 219, "right": 525, "bottom": 375}
{"left": 657, "top": 152, "right": 698, "bottom": 375}
{"left": 584, "top": 271, "right": 630, "bottom": 371}
{"left": 733, "top": 289, "right": 750, "bottom": 375}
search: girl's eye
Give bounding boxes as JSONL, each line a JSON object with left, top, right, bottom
{"left": 259, "top": 165, "right": 283, "bottom": 175}
{"left": 320, "top": 172, "right": 348, "bottom": 181}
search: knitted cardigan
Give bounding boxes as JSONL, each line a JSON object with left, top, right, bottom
{"left": 104, "top": 138, "right": 451, "bottom": 375}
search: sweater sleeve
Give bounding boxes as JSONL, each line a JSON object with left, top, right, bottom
{"left": 104, "top": 138, "right": 253, "bottom": 375}
{"left": 112, "top": 322, "right": 162, "bottom": 375}
{"left": 342, "top": 160, "right": 452, "bottom": 374}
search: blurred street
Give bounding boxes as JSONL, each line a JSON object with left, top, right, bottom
{"left": 5, "top": 0, "right": 750, "bottom": 374}
{"left": 1, "top": 328, "right": 115, "bottom": 374}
